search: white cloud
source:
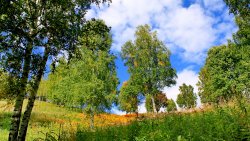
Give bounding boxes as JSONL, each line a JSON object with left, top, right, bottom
{"left": 86, "top": 0, "right": 236, "bottom": 64}
{"left": 138, "top": 100, "right": 147, "bottom": 113}
{"left": 163, "top": 69, "right": 201, "bottom": 108}
{"left": 111, "top": 107, "right": 126, "bottom": 115}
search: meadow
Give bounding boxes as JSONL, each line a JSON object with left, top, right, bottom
{"left": 1, "top": 100, "right": 249, "bottom": 141}
{"left": 0, "top": 100, "right": 135, "bottom": 141}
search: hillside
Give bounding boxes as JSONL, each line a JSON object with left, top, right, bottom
{"left": 0, "top": 100, "right": 135, "bottom": 141}
{"left": 1, "top": 100, "right": 249, "bottom": 141}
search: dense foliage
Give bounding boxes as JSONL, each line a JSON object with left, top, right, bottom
{"left": 145, "top": 91, "right": 168, "bottom": 113}
{"left": 118, "top": 81, "right": 141, "bottom": 113}
{"left": 177, "top": 84, "right": 197, "bottom": 109}
{"left": 166, "top": 99, "right": 177, "bottom": 112}
{"left": 46, "top": 19, "right": 118, "bottom": 129}
{"left": 198, "top": 0, "right": 250, "bottom": 104}
{"left": 0, "top": 70, "right": 18, "bottom": 100}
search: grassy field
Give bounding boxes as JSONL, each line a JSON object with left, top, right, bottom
{"left": 0, "top": 100, "right": 135, "bottom": 141}
{"left": 77, "top": 105, "right": 250, "bottom": 141}
{"left": 0, "top": 100, "right": 249, "bottom": 141}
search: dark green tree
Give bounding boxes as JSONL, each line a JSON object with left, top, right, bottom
{"left": 167, "top": 99, "right": 177, "bottom": 112}
{"left": 121, "top": 25, "right": 177, "bottom": 113}
{"left": 197, "top": 0, "right": 250, "bottom": 104}
{"left": 198, "top": 44, "right": 250, "bottom": 103}
{"left": 118, "top": 81, "right": 141, "bottom": 114}
{"left": 224, "top": 0, "right": 250, "bottom": 46}
{"left": 0, "top": 1, "right": 111, "bottom": 140}
{"left": 177, "top": 83, "right": 197, "bottom": 109}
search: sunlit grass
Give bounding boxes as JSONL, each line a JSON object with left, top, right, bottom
{"left": 1, "top": 100, "right": 249, "bottom": 141}
{"left": 0, "top": 100, "right": 136, "bottom": 141}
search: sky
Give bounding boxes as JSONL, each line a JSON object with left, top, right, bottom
{"left": 86, "top": 0, "right": 237, "bottom": 114}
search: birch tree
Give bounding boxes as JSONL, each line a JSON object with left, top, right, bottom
{"left": 121, "top": 25, "right": 177, "bottom": 113}
{"left": 0, "top": 1, "right": 111, "bottom": 140}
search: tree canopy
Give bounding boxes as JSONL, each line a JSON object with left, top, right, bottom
{"left": 118, "top": 81, "right": 141, "bottom": 113}
{"left": 46, "top": 19, "right": 118, "bottom": 129}
{"left": 198, "top": 0, "right": 250, "bottom": 104}
{"left": 121, "top": 25, "right": 177, "bottom": 113}
{"left": 177, "top": 83, "right": 197, "bottom": 109}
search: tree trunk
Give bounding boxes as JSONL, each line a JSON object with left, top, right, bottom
{"left": 151, "top": 96, "right": 157, "bottom": 113}
{"left": 8, "top": 45, "right": 33, "bottom": 141}
{"left": 18, "top": 48, "right": 49, "bottom": 141}
{"left": 90, "top": 108, "right": 94, "bottom": 130}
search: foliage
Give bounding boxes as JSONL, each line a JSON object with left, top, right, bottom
{"left": 121, "top": 25, "right": 177, "bottom": 112}
{"left": 0, "top": 69, "right": 18, "bottom": 100}
{"left": 118, "top": 81, "right": 141, "bottom": 113}
{"left": 167, "top": 99, "right": 177, "bottom": 112}
{"left": 36, "top": 79, "right": 49, "bottom": 101}
{"left": 177, "top": 84, "right": 196, "bottom": 109}
{"left": 145, "top": 91, "right": 168, "bottom": 113}
{"left": 198, "top": 1, "right": 250, "bottom": 104}
{"left": 46, "top": 19, "right": 118, "bottom": 129}
{"left": 197, "top": 44, "right": 250, "bottom": 103}
{"left": 224, "top": 0, "right": 250, "bottom": 46}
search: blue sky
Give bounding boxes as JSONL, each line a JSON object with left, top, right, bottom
{"left": 86, "top": 0, "right": 237, "bottom": 114}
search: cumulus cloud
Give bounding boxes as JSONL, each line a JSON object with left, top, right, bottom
{"left": 86, "top": 0, "right": 236, "bottom": 64}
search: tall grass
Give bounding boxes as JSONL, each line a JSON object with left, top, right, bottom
{"left": 0, "top": 100, "right": 135, "bottom": 141}
{"left": 77, "top": 106, "right": 250, "bottom": 141}
{"left": 1, "top": 100, "right": 249, "bottom": 141}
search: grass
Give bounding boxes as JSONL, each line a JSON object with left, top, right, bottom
{"left": 0, "top": 100, "right": 135, "bottom": 141}
{"left": 0, "top": 100, "right": 249, "bottom": 141}
{"left": 76, "top": 102, "right": 250, "bottom": 141}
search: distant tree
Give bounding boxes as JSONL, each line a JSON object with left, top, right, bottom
{"left": 0, "top": 69, "right": 18, "bottom": 100}
{"left": 0, "top": 0, "right": 111, "bottom": 140}
{"left": 121, "top": 25, "right": 177, "bottom": 113}
{"left": 145, "top": 91, "right": 168, "bottom": 113}
{"left": 118, "top": 81, "right": 141, "bottom": 114}
{"left": 177, "top": 84, "right": 197, "bottom": 109}
{"left": 167, "top": 99, "right": 177, "bottom": 112}
{"left": 36, "top": 79, "right": 48, "bottom": 101}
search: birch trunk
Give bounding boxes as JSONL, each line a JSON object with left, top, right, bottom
{"left": 18, "top": 48, "right": 49, "bottom": 141}
{"left": 151, "top": 96, "right": 157, "bottom": 113}
{"left": 8, "top": 44, "right": 33, "bottom": 141}
{"left": 90, "top": 109, "right": 94, "bottom": 130}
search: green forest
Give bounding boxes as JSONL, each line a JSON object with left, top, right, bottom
{"left": 0, "top": 0, "right": 249, "bottom": 141}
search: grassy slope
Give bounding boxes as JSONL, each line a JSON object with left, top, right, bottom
{"left": 1, "top": 100, "right": 249, "bottom": 141}
{"left": 77, "top": 105, "right": 250, "bottom": 141}
{"left": 0, "top": 100, "right": 135, "bottom": 141}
